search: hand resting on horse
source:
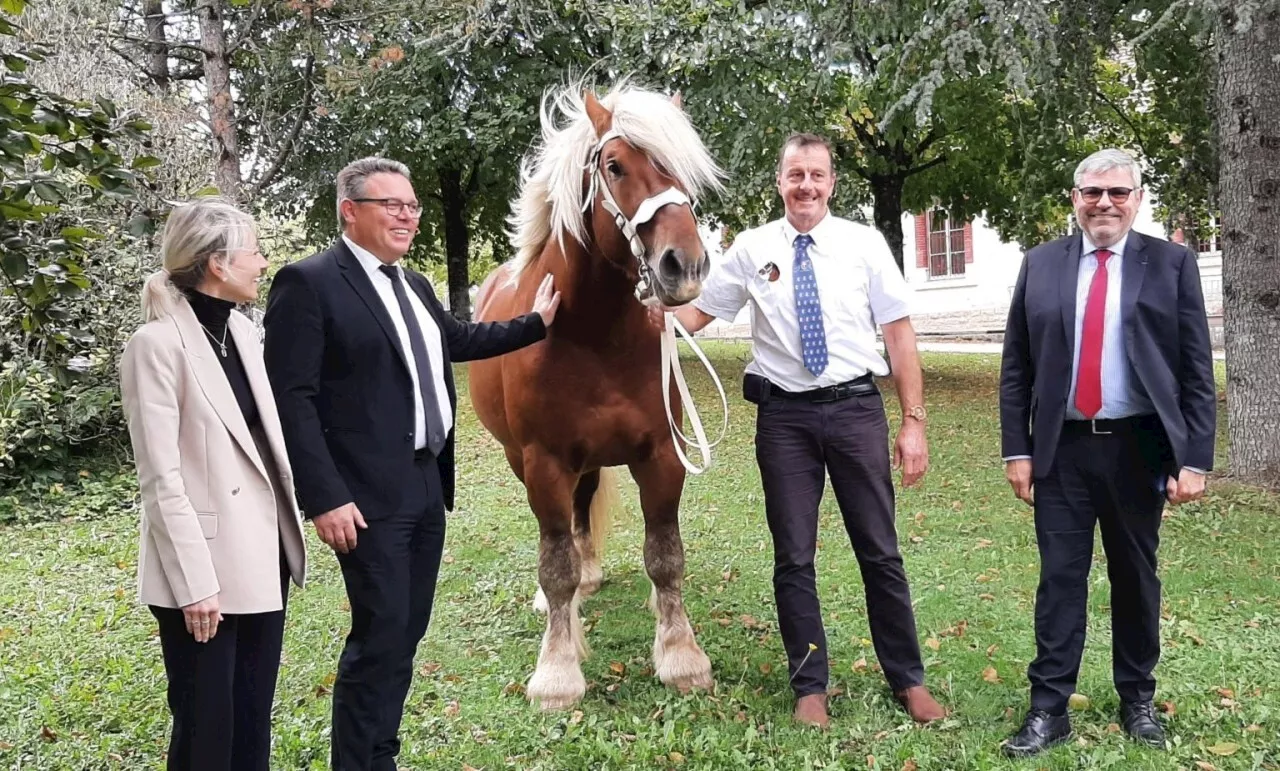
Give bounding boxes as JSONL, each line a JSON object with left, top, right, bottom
{"left": 532, "top": 273, "right": 562, "bottom": 327}
{"left": 644, "top": 302, "right": 714, "bottom": 334}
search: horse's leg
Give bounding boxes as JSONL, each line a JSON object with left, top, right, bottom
{"left": 572, "top": 470, "right": 603, "bottom": 598}
{"left": 524, "top": 451, "right": 589, "bottom": 710}
{"left": 629, "top": 453, "right": 712, "bottom": 693}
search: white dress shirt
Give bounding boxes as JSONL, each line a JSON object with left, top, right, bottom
{"left": 343, "top": 234, "right": 452, "bottom": 449}
{"left": 694, "top": 213, "right": 912, "bottom": 392}
{"left": 1065, "top": 232, "right": 1154, "bottom": 420}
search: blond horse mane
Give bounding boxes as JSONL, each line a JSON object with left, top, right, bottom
{"left": 505, "top": 80, "right": 724, "bottom": 277}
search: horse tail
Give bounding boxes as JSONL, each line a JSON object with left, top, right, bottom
{"left": 589, "top": 466, "right": 620, "bottom": 559}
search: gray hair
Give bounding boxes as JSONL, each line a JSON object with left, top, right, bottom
{"left": 335, "top": 156, "right": 412, "bottom": 227}
{"left": 1074, "top": 148, "right": 1143, "bottom": 189}
{"left": 141, "top": 196, "right": 257, "bottom": 322}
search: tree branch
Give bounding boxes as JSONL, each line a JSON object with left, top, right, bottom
{"left": 903, "top": 154, "right": 949, "bottom": 178}
{"left": 227, "top": 0, "right": 266, "bottom": 55}
{"left": 248, "top": 56, "right": 315, "bottom": 197}
{"left": 1093, "top": 86, "right": 1156, "bottom": 161}
{"left": 108, "top": 33, "right": 213, "bottom": 57}
{"left": 847, "top": 109, "right": 894, "bottom": 164}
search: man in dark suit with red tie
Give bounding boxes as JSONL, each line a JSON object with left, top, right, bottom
{"left": 998, "top": 148, "right": 1216, "bottom": 757}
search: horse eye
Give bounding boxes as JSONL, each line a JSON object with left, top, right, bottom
{"left": 606, "top": 160, "right": 623, "bottom": 177}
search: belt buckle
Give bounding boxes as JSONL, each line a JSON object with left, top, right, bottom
{"left": 1090, "top": 419, "right": 1112, "bottom": 435}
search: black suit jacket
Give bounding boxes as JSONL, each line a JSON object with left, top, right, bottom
{"left": 999, "top": 230, "right": 1216, "bottom": 478}
{"left": 262, "top": 239, "right": 546, "bottom": 517}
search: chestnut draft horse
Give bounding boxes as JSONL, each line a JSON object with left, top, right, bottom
{"left": 469, "top": 82, "right": 724, "bottom": 710}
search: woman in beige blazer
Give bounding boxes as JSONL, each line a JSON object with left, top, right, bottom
{"left": 120, "top": 197, "right": 307, "bottom": 771}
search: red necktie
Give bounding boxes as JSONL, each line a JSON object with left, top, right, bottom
{"left": 1075, "top": 249, "right": 1111, "bottom": 418}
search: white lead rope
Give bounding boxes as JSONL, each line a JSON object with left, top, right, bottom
{"left": 660, "top": 311, "right": 729, "bottom": 474}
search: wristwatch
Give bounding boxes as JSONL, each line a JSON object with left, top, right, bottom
{"left": 904, "top": 404, "right": 927, "bottom": 423}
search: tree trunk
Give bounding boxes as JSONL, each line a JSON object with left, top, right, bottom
{"left": 197, "top": 0, "right": 241, "bottom": 199}
{"left": 143, "top": 0, "right": 169, "bottom": 90}
{"left": 439, "top": 167, "right": 472, "bottom": 321}
{"left": 869, "top": 173, "right": 906, "bottom": 273}
{"left": 1219, "top": 0, "right": 1280, "bottom": 487}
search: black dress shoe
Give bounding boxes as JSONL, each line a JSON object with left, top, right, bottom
{"left": 1121, "top": 700, "right": 1167, "bottom": 749}
{"left": 1002, "top": 708, "right": 1072, "bottom": 758}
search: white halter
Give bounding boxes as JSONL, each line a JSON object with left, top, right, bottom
{"left": 582, "top": 126, "right": 729, "bottom": 475}
{"left": 583, "top": 127, "right": 694, "bottom": 302}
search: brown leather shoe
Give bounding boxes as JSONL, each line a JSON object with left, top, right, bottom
{"left": 793, "top": 693, "right": 830, "bottom": 729}
{"left": 895, "top": 685, "right": 947, "bottom": 723}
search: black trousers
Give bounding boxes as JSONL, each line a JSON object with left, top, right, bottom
{"left": 1028, "top": 417, "right": 1170, "bottom": 714}
{"left": 149, "top": 565, "right": 289, "bottom": 771}
{"left": 754, "top": 390, "right": 925, "bottom": 697}
{"left": 331, "top": 453, "right": 447, "bottom": 771}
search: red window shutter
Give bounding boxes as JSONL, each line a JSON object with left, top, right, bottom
{"left": 963, "top": 221, "right": 975, "bottom": 263}
{"left": 914, "top": 213, "right": 929, "bottom": 269}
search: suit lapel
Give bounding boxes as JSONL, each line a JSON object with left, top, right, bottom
{"left": 1120, "top": 231, "right": 1148, "bottom": 349}
{"left": 334, "top": 239, "right": 412, "bottom": 378}
{"left": 227, "top": 316, "right": 289, "bottom": 486}
{"left": 173, "top": 300, "right": 268, "bottom": 482}
{"left": 1060, "top": 233, "right": 1083, "bottom": 361}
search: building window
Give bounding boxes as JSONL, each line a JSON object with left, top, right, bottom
{"left": 927, "top": 212, "right": 967, "bottom": 278}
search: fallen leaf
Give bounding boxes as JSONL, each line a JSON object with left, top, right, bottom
{"left": 866, "top": 754, "right": 876, "bottom": 768}
{"left": 1246, "top": 723, "right": 1261, "bottom": 733}
{"left": 1245, "top": 620, "right": 1260, "bottom": 629}
{"left": 925, "top": 637, "right": 941, "bottom": 651}
{"left": 444, "top": 674, "right": 464, "bottom": 684}
{"left": 570, "top": 710, "right": 583, "bottom": 724}
{"left": 1159, "top": 700, "right": 1177, "bottom": 715}
{"left": 910, "top": 535, "right": 923, "bottom": 544}
{"left": 1216, "top": 687, "right": 1235, "bottom": 699}
{"left": 463, "top": 765, "right": 480, "bottom": 771}
{"left": 609, "top": 661, "right": 625, "bottom": 675}
{"left": 717, "top": 617, "right": 732, "bottom": 627}
{"left": 1068, "top": 693, "right": 1090, "bottom": 711}
{"left": 901, "top": 761, "right": 919, "bottom": 771}
{"left": 986, "top": 644, "right": 999, "bottom": 657}
{"left": 740, "top": 614, "right": 759, "bottom": 628}
{"left": 722, "top": 570, "right": 733, "bottom": 581}
{"left": 444, "top": 700, "right": 460, "bottom": 717}
{"left": 759, "top": 662, "right": 772, "bottom": 674}
{"left": 669, "top": 751, "right": 685, "bottom": 765}
{"left": 0, "top": 741, "right": 13, "bottom": 750}
{"left": 1194, "top": 762, "right": 1218, "bottom": 771}
{"left": 0, "top": 628, "right": 12, "bottom": 642}
{"left": 852, "top": 657, "right": 868, "bottom": 672}
{"left": 979, "top": 593, "right": 996, "bottom": 601}
{"left": 1206, "top": 742, "right": 1239, "bottom": 756}
{"left": 1004, "top": 706, "right": 1016, "bottom": 719}
{"left": 1106, "top": 722, "right": 1121, "bottom": 734}
{"left": 982, "top": 666, "right": 1001, "bottom": 683}
{"left": 873, "top": 730, "right": 889, "bottom": 741}
{"left": 1220, "top": 698, "right": 1237, "bottom": 708}
{"left": 40, "top": 726, "right": 56, "bottom": 742}
{"left": 420, "top": 662, "right": 442, "bottom": 676}
{"left": 976, "top": 538, "right": 993, "bottom": 548}
{"left": 314, "top": 684, "right": 331, "bottom": 697}
{"left": 443, "top": 555, "right": 455, "bottom": 564}
{"left": 976, "top": 574, "right": 991, "bottom": 583}
{"left": 502, "top": 681, "right": 525, "bottom": 696}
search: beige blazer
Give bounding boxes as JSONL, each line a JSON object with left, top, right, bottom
{"left": 121, "top": 296, "right": 307, "bottom": 615}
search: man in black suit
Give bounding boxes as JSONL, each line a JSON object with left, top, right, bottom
{"left": 998, "top": 148, "right": 1216, "bottom": 757}
{"left": 263, "top": 157, "right": 560, "bottom": 771}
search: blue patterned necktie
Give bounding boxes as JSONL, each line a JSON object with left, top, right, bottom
{"left": 792, "top": 233, "right": 828, "bottom": 376}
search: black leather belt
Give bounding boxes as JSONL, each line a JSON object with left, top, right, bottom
{"left": 767, "top": 374, "right": 878, "bottom": 403}
{"left": 1062, "top": 415, "right": 1159, "bottom": 435}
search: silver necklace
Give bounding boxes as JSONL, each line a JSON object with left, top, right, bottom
{"left": 202, "top": 324, "right": 228, "bottom": 357}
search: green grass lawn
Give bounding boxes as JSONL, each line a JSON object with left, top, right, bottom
{"left": 1, "top": 346, "right": 1277, "bottom": 770}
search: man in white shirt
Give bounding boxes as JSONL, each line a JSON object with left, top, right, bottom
{"left": 665, "top": 133, "right": 944, "bottom": 728}
{"left": 264, "top": 157, "right": 560, "bottom": 770}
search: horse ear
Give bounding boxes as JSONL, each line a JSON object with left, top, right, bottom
{"left": 670, "top": 90, "right": 683, "bottom": 110}
{"left": 584, "top": 89, "right": 612, "bottom": 138}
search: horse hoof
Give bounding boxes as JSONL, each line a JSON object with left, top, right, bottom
{"left": 578, "top": 577, "right": 602, "bottom": 598}
{"left": 670, "top": 670, "right": 714, "bottom": 694}
{"left": 526, "top": 668, "right": 586, "bottom": 711}
{"left": 532, "top": 586, "right": 548, "bottom": 613}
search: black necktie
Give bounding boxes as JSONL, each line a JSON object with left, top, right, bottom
{"left": 379, "top": 264, "right": 446, "bottom": 456}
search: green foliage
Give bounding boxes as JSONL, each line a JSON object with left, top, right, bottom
{"left": 0, "top": 4, "right": 153, "bottom": 363}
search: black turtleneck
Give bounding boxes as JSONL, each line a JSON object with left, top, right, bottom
{"left": 182, "top": 287, "right": 260, "bottom": 430}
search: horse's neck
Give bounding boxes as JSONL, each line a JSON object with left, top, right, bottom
{"left": 538, "top": 240, "right": 641, "bottom": 340}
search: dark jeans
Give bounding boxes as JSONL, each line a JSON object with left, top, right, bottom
{"left": 150, "top": 563, "right": 289, "bottom": 771}
{"left": 330, "top": 453, "right": 447, "bottom": 771}
{"left": 754, "top": 390, "right": 925, "bottom": 697}
{"left": 1028, "top": 417, "right": 1170, "bottom": 714}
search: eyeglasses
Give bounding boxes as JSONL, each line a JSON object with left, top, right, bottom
{"left": 351, "top": 198, "right": 423, "bottom": 218}
{"left": 1075, "top": 186, "right": 1137, "bottom": 204}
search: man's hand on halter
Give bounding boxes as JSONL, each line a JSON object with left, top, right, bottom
{"left": 644, "top": 301, "right": 669, "bottom": 331}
